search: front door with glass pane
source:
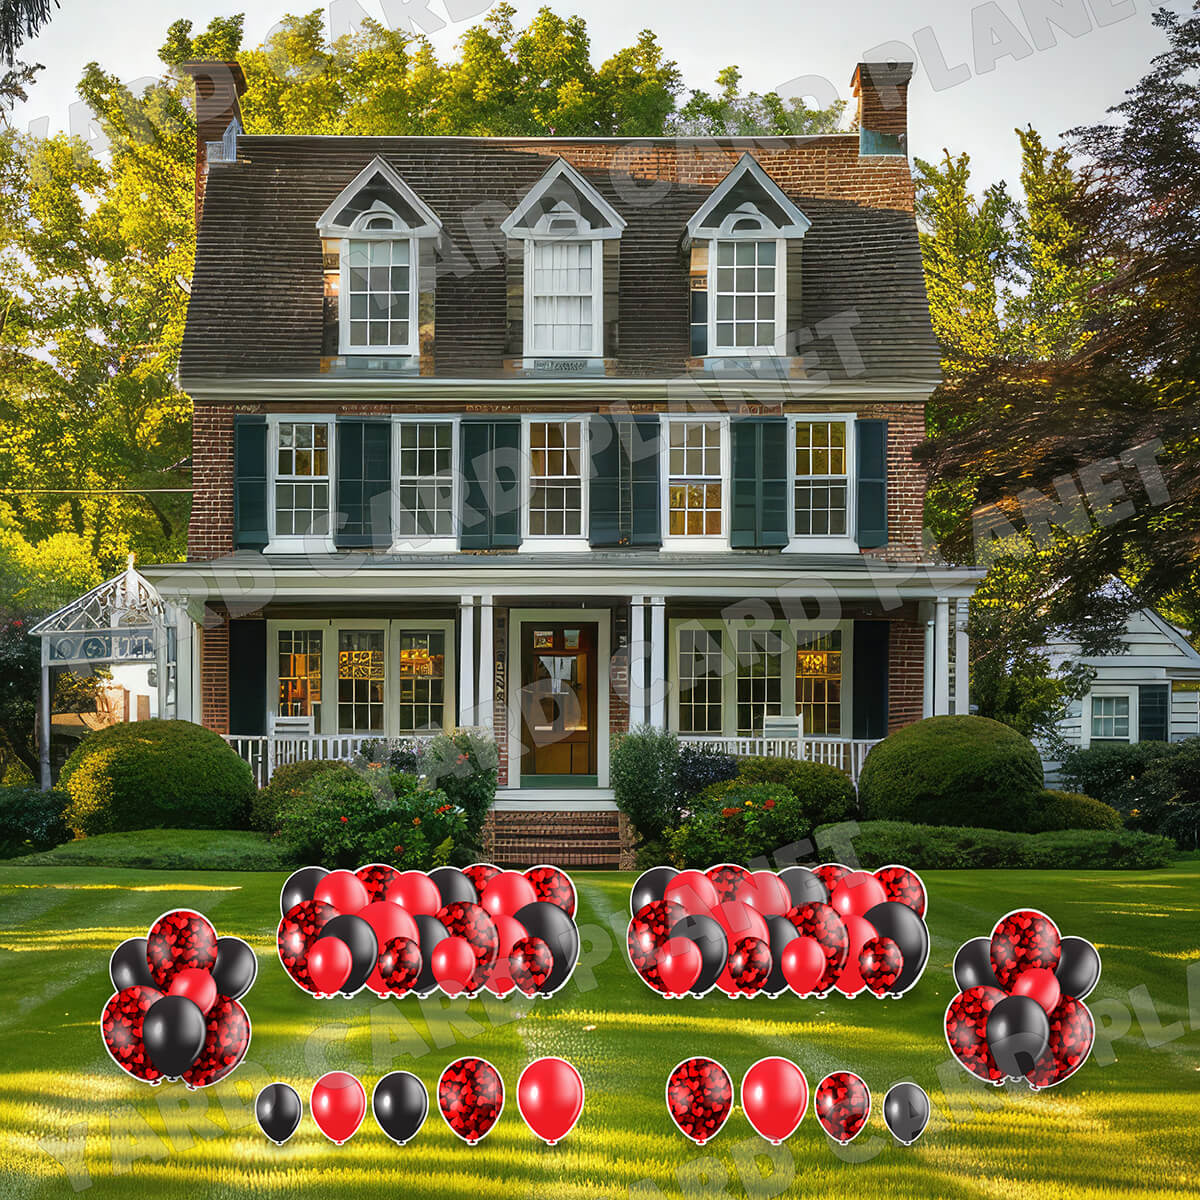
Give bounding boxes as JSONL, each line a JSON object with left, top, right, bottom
{"left": 519, "top": 623, "right": 598, "bottom": 784}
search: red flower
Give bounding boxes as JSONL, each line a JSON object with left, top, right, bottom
{"left": 721, "top": 807, "right": 738, "bottom": 818}
{"left": 339, "top": 816, "right": 348, "bottom": 823}
{"left": 393, "top": 845, "right": 404, "bottom": 854}
{"left": 764, "top": 798, "right": 776, "bottom": 809}
{"left": 412, "top": 817, "right": 421, "bottom": 825}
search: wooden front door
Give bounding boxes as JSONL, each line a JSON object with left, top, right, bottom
{"left": 519, "top": 623, "right": 598, "bottom": 783}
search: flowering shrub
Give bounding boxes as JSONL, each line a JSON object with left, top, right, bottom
{"left": 667, "top": 782, "right": 800, "bottom": 868}
{"left": 418, "top": 729, "right": 498, "bottom": 835}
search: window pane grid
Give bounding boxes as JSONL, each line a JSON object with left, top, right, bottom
{"left": 396, "top": 422, "right": 454, "bottom": 538}
{"left": 736, "top": 629, "right": 782, "bottom": 736}
{"left": 531, "top": 241, "right": 595, "bottom": 354}
{"left": 528, "top": 420, "right": 584, "bottom": 537}
{"left": 794, "top": 421, "right": 849, "bottom": 537}
{"left": 275, "top": 422, "right": 330, "bottom": 537}
{"left": 397, "top": 631, "right": 445, "bottom": 733}
{"left": 1091, "top": 695, "right": 1130, "bottom": 741}
{"left": 796, "top": 630, "right": 842, "bottom": 735}
{"left": 678, "top": 628, "right": 724, "bottom": 734}
{"left": 338, "top": 631, "right": 385, "bottom": 733}
{"left": 713, "top": 239, "right": 776, "bottom": 349}
{"left": 668, "top": 421, "right": 723, "bottom": 537}
{"left": 278, "top": 630, "right": 322, "bottom": 724}
{"left": 347, "top": 238, "right": 411, "bottom": 350}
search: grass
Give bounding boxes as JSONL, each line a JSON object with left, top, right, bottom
{"left": 9, "top": 830, "right": 291, "bottom": 872}
{"left": 0, "top": 861, "right": 1196, "bottom": 1199}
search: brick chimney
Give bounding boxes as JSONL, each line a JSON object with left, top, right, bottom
{"left": 851, "top": 61, "right": 913, "bottom": 157}
{"left": 179, "top": 60, "right": 247, "bottom": 224}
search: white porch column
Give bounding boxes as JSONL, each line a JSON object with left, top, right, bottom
{"left": 922, "top": 616, "right": 935, "bottom": 719}
{"left": 954, "top": 599, "right": 970, "bottom": 715}
{"left": 933, "top": 596, "right": 951, "bottom": 715}
{"left": 477, "top": 595, "right": 494, "bottom": 731}
{"left": 459, "top": 595, "right": 476, "bottom": 726}
{"left": 39, "top": 654, "right": 51, "bottom": 790}
{"left": 630, "top": 595, "right": 646, "bottom": 728}
{"left": 649, "top": 596, "right": 666, "bottom": 729}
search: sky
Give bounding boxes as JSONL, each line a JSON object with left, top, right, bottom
{"left": 8, "top": 0, "right": 1185, "bottom": 189}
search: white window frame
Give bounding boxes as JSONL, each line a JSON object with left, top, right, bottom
{"left": 787, "top": 413, "right": 858, "bottom": 552}
{"left": 1082, "top": 686, "right": 1138, "bottom": 747}
{"left": 338, "top": 206, "right": 419, "bottom": 357}
{"left": 707, "top": 226, "right": 788, "bottom": 357}
{"left": 391, "top": 416, "right": 460, "bottom": 553}
{"left": 661, "top": 415, "right": 730, "bottom": 550}
{"left": 522, "top": 223, "right": 604, "bottom": 360}
{"left": 520, "top": 414, "right": 590, "bottom": 551}
{"left": 265, "top": 415, "right": 336, "bottom": 553}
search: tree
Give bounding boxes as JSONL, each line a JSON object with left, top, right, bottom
{"left": 673, "top": 65, "right": 845, "bottom": 136}
{"left": 0, "top": 0, "right": 57, "bottom": 64}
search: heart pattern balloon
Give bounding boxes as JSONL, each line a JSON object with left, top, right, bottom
{"left": 784, "top": 901, "right": 848, "bottom": 995}
{"left": 945, "top": 985, "right": 1007, "bottom": 1083}
{"left": 814, "top": 1071, "right": 871, "bottom": 1143}
{"left": 509, "top": 936, "right": 553, "bottom": 996}
{"left": 438, "top": 1058, "right": 504, "bottom": 1144}
{"left": 666, "top": 1058, "right": 732, "bottom": 1145}
{"left": 146, "top": 910, "right": 218, "bottom": 989}
{"left": 859, "top": 935, "right": 903, "bottom": 997}
{"left": 101, "top": 986, "right": 164, "bottom": 1083}
{"left": 182, "top": 996, "right": 250, "bottom": 1088}
{"left": 1025, "top": 995, "right": 1094, "bottom": 1089}
{"left": 277, "top": 900, "right": 338, "bottom": 993}
{"left": 435, "top": 902, "right": 500, "bottom": 994}
{"left": 990, "top": 909, "right": 1061, "bottom": 990}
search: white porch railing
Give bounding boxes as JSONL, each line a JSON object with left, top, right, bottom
{"left": 225, "top": 735, "right": 435, "bottom": 787}
{"left": 679, "top": 736, "right": 880, "bottom": 785}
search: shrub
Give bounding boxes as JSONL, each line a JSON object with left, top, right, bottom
{"left": 735, "top": 756, "right": 856, "bottom": 827}
{"left": 0, "top": 786, "right": 69, "bottom": 858}
{"left": 611, "top": 726, "right": 681, "bottom": 842}
{"left": 11, "top": 828, "right": 292, "bottom": 870}
{"left": 817, "top": 819, "right": 1175, "bottom": 871}
{"left": 1033, "top": 789, "right": 1123, "bottom": 832}
{"left": 677, "top": 742, "right": 738, "bottom": 802}
{"left": 418, "top": 729, "right": 498, "bottom": 836}
{"left": 356, "top": 739, "right": 421, "bottom": 773}
{"left": 251, "top": 759, "right": 357, "bottom": 832}
{"left": 1131, "top": 739, "right": 1200, "bottom": 849}
{"left": 670, "top": 781, "right": 803, "bottom": 868}
{"left": 858, "top": 715, "right": 1044, "bottom": 832}
{"left": 60, "top": 719, "right": 255, "bottom": 836}
{"left": 1060, "top": 740, "right": 1178, "bottom": 815}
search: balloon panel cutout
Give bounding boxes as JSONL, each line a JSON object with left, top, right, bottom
{"left": 276, "top": 863, "right": 579, "bottom": 1000}
{"left": 102, "top": 910, "right": 256, "bottom": 1088}
{"left": 628, "top": 862, "right": 929, "bottom": 1000}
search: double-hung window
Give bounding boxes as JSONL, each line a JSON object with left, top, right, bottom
{"left": 528, "top": 238, "right": 600, "bottom": 357}
{"left": 712, "top": 239, "right": 779, "bottom": 352}
{"left": 796, "top": 630, "right": 843, "bottom": 735}
{"left": 344, "top": 234, "right": 414, "bottom": 353}
{"left": 527, "top": 419, "right": 585, "bottom": 538}
{"left": 794, "top": 419, "right": 850, "bottom": 537}
{"left": 395, "top": 421, "right": 455, "bottom": 543}
{"left": 667, "top": 419, "right": 724, "bottom": 539}
{"left": 678, "top": 628, "right": 724, "bottom": 734}
{"left": 274, "top": 420, "right": 331, "bottom": 541}
{"left": 277, "top": 629, "right": 322, "bottom": 723}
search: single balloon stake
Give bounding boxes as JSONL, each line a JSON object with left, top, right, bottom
{"left": 883, "top": 1082, "right": 930, "bottom": 1145}
{"left": 517, "top": 1057, "right": 584, "bottom": 1145}
{"left": 255, "top": 1083, "right": 302, "bottom": 1145}
{"left": 372, "top": 1071, "right": 428, "bottom": 1145}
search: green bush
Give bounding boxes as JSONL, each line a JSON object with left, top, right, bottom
{"left": 0, "top": 786, "right": 69, "bottom": 858}
{"left": 1033, "top": 789, "right": 1123, "bottom": 832}
{"left": 356, "top": 739, "right": 421, "bottom": 773}
{"left": 735, "top": 756, "right": 856, "bottom": 827}
{"left": 858, "top": 715, "right": 1044, "bottom": 832}
{"left": 251, "top": 759, "right": 357, "bottom": 832}
{"left": 611, "top": 726, "right": 681, "bottom": 842}
{"left": 1131, "top": 739, "right": 1200, "bottom": 849}
{"left": 1060, "top": 740, "right": 1178, "bottom": 815}
{"left": 816, "top": 819, "right": 1175, "bottom": 870}
{"left": 670, "top": 781, "right": 803, "bottom": 869}
{"left": 418, "top": 729, "right": 498, "bottom": 836}
{"left": 60, "top": 719, "right": 255, "bottom": 836}
{"left": 677, "top": 743, "right": 738, "bottom": 801}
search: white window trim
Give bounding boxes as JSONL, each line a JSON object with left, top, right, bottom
{"left": 787, "top": 413, "right": 859, "bottom": 553}
{"left": 266, "top": 617, "right": 455, "bottom": 737}
{"left": 1082, "top": 686, "right": 1138, "bottom": 748}
{"left": 390, "top": 416, "right": 460, "bottom": 554}
{"left": 706, "top": 236, "right": 788, "bottom": 357}
{"left": 520, "top": 414, "right": 590, "bottom": 551}
{"left": 521, "top": 237, "right": 604, "bottom": 360}
{"left": 661, "top": 414, "right": 730, "bottom": 551}
{"left": 667, "top": 617, "right": 854, "bottom": 738}
{"left": 265, "top": 414, "right": 336, "bottom": 554}
{"left": 338, "top": 235, "right": 420, "bottom": 357}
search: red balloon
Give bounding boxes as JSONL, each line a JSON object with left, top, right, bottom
{"left": 830, "top": 871, "right": 889, "bottom": 919}
{"left": 1011, "top": 966, "right": 1062, "bottom": 1015}
{"left": 359, "top": 901, "right": 420, "bottom": 995}
{"left": 990, "top": 909, "right": 1061, "bottom": 991}
{"left": 439, "top": 1057, "right": 504, "bottom": 1144}
{"left": 945, "top": 985, "right": 1007, "bottom": 1083}
{"left": 276, "top": 899, "right": 338, "bottom": 993}
{"left": 182, "top": 996, "right": 250, "bottom": 1088}
{"left": 781, "top": 936, "right": 828, "bottom": 996}
{"left": 146, "top": 909, "right": 218, "bottom": 989}
{"left": 1025, "top": 995, "right": 1094, "bottom": 1089}
{"left": 168, "top": 967, "right": 218, "bottom": 1015}
{"left": 726, "top": 936, "right": 772, "bottom": 996}
{"left": 834, "top": 914, "right": 878, "bottom": 997}
{"left": 814, "top": 1071, "right": 871, "bottom": 1143}
{"left": 741, "top": 1057, "right": 808, "bottom": 1143}
{"left": 510, "top": 936, "right": 553, "bottom": 996}
{"left": 101, "top": 986, "right": 164, "bottom": 1082}
{"left": 311, "top": 1071, "right": 366, "bottom": 1144}
{"left": 517, "top": 1057, "right": 584, "bottom": 1144}
{"left": 485, "top": 914, "right": 529, "bottom": 997}
{"left": 377, "top": 936, "right": 422, "bottom": 996}
{"left": 480, "top": 870, "right": 538, "bottom": 918}
{"left": 712, "top": 902, "right": 770, "bottom": 995}
{"left": 666, "top": 1057, "right": 732, "bottom": 1145}
{"left": 663, "top": 870, "right": 721, "bottom": 914}
{"left": 655, "top": 936, "right": 703, "bottom": 997}
{"left": 385, "top": 871, "right": 443, "bottom": 915}
{"left": 744, "top": 871, "right": 791, "bottom": 917}
{"left": 783, "top": 901, "right": 848, "bottom": 994}
{"left": 432, "top": 936, "right": 477, "bottom": 996}
{"left": 307, "top": 938, "right": 353, "bottom": 996}
{"left": 313, "top": 870, "right": 370, "bottom": 916}
{"left": 859, "top": 935, "right": 903, "bottom": 997}
{"left": 354, "top": 863, "right": 399, "bottom": 903}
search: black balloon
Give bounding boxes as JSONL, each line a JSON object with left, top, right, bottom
{"left": 412, "top": 913, "right": 450, "bottom": 995}
{"left": 110, "top": 937, "right": 156, "bottom": 991}
{"left": 372, "top": 1070, "right": 428, "bottom": 1144}
{"left": 142, "top": 995, "right": 207, "bottom": 1077}
{"left": 1055, "top": 936, "right": 1101, "bottom": 1001}
{"left": 315, "top": 915, "right": 378, "bottom": 995}
{"left": 778, "top": 866, "right": 827, "bottom": 908}
{"left": 883, "top": 1082, "right": 930, "bottom": 1145}
{"left": 953, "top": 937, "right": 1002, "bottom": 992}
{"left": 762, "top": 914, "right": 801, "bottom": 997}
{"left": 513, "top": 901, "right": 580, "bottom": 995}
{"left": 987, "top": 995, "right": 1050, "bottom": 1079}
{"left": 211, "top": 936, "right": 258, "bottom": 1001}
{"left": 671, "top": 913, "right": 728, "bottom": 997}
{"left": 631, "top": 866, "right": 678, "bottom": 916}
{"left": 428, "top": 866, "right": 477, "bottom": 907}
{"left": 863, "top": 901, "right": 929, "bottom": 995}
{"left": 255, "top": 1082, "right": 302, "bottom": 1144}
{"left": 280, "top": 866, "right": 328, "bottom": 918}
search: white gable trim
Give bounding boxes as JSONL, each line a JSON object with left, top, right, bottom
{"left": 500, "top": 157, "right": 626, "bottom": 241}
{"left": 1143, "top": 606, "right": 1200, "bottom": 666}
{"left": 685, "top": 152, "right": 812, "bottom": 245}
{"left": 316, "top": 155, "right": 442, "bottom": 238}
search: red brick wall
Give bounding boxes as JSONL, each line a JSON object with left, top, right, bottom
{"left": 888, "top": 614, "right": 926, "bottom": 732}
{"left": 188, "top": 405, "right": 235, "bottom": 561}
{"left": 494, "top": 605, "right": 508, "bottom": 788}
{"left": 864, "top": 400, "right": 926, "bottom": 562}
{"left": 200, "top": 610, "right": 230, "bottom": 733}
{"left": 610, "top": 603, "right": 630, "bottom": 745}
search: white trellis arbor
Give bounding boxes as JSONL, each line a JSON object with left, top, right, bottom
{"left": 30, "top": 558, "right": 179, "bottom": 788}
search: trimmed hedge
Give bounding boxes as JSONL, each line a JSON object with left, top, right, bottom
{"left": 11, "top": 827, "right": 292, "bottom": 870}
{"left": 818, "top": 819, "right": 1175, "bottom": 870}
{"left": 60, "top": 720, "right": 255, "bottom": 836}
{"left": 0, "top": 786, "right": 69, "bottom": 858}
{"left": 677, "top": 742, "right": 738, "bottom": 801}
{"left": 735, "top": 756, "right": 856, "bottom": 826}
{"left": 858, "top": 716, "right": 1044, "bottom": 832}
{"left": 1059, "top": 741, "right": 1177, "bottom": 813}
{"left": 611, "top": 726, "right": 681, "bottom": 841}
{"left": 251, "top": 759, "right": 357, "bottom": 832}
{"left": 1034, "top": 789, "right": 1123, "bottom": 832}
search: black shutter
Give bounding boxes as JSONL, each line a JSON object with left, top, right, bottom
{"left": 228, "top": 619, "right": 267, "bottom": 735}
{"left": 1138, "top": 684, "right": 1170, "bottom": 742}
{"left": 730, "top": 418, "right": 788, "bottom": 549}
{"left": 589, "top": 416, "right": 661, "bottom": 547}
{"left": 460, "top": 420, "right": 521, "bottom": 549}
{"left": 852, "top": 620, "right": 889, "bottom": 739}
{"left": 335, "top": 419, "right": 392, "bottom": 548}
{"left": 233, "top": 416, "right": 268, "bottom": 550}
{"left": 856, "top": 419, "right": 888, "bottom": 548}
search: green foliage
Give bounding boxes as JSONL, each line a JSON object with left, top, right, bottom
{"left": 355, "top": 739, "right": 420, "bottom": 773}
{"left": 611, "top": 726, "right": 681, "bottom": 842}
{"left": 858, "top": 715, "right": 1044, "bottom": 832}
{"left": 10, "top": 826, "right": 291, "bottom": 870}
{"left": 0, "top": 615, "right": 39, "bottom": 778}
{"left": 417, "top": 729, "right": 498, "bottom": 836}
{"left": 1034, "top": 790, "right": 1124, "bottom": 832}
{"left": 673, "top": 65, "right": 845, "bottom": 136}
{"left": 59, "top": 719, "right": 254, "bottom": 836}
{"left": 734, "top": 756, "right": 856, "bottom": 826}
{"left": 676, "top": 742, "right": 738, "bottom": 802}
{"left": 1128, "top": 740, "right": 1200, "bottom": 849}
{"left": 1060, "top": 740, "right": 1177, "bottom": 813}
{"left": 669, "top": 781, "right": 799, "bottom": 869}
{"left": 0, "top": 785, "right": 68, "bottom": 858}
{"left": 823, "top": 820, "right": 1175, "bottom": 871}
{"left": 250, "top": 758, "right": 356, "bottom": 832}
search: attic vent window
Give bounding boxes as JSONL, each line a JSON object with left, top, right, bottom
{"left": 365, "top": 214, "right": 395, "bottom": 231}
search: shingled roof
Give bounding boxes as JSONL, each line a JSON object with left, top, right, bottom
{"left": 180, "top": 134, "right": 940, "bottom": 387}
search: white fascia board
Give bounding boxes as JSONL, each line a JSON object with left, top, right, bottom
{"left": 500, "top": 157, "right": 626, "bottom": 239}
{"left": 685, "top": 152, "right": 812, "bottom": 244}
{"left": 316, "top": 154, "right": 443, "bottom": 238}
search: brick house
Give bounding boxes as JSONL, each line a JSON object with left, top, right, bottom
{"left": 99, "top": 59, "right": 981, "bottom": 855}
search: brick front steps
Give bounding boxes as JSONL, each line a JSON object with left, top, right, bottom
{"left": 482, "top": 810, "right": 635, "bottom": 870}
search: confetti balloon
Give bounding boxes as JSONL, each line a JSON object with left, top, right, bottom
{"left": 182, "top": 996, "right": 250, "bottom": 1088}
{"left": 859, "top": 935, "right": 903, "bottom": 997}
{"left": 435, "top": 901, "right": 499, "bottom": 994}
{"left": 945, "top": 985, "right": 1007, "bottom": 1083}
{"left": 1025, "top": 995, "right": 1095, "bottom": 1089}
{"left": 276, "top": 900, "right": 338, "bottom": 993}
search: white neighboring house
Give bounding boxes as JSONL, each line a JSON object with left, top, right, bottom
{"left": 1042, "top": 607, "right": 1200, "bottom": 784}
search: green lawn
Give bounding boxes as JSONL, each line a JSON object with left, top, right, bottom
{"left": 0, "top": 862, "right": 1197, "bottom": 1199}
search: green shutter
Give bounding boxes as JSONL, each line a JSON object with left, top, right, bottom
{"left": 852, "top": 620, "right": 889, "bottom": 739}
{"left": 856, "top": 419, "right": 888, "bottom": 549}
{"left": 233, "top": 415, "right": 268, "bottom": 550}
{"left": 589, "top": 416, "right": 661, "bottom": 547}
{"left": 1138, "top": 684, "right": 1170, "bottom": 742}
{"left": 335, "top": 419, "right": 392, "bottom": 549}
{"left": 460, "top": 420, "right": 521, "bottom": 549}
{"left": 228, "top": 619, "right": 267, "bottom": 735}
{"left": 730, "top": 418, "right": 788, "bottom": 549}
